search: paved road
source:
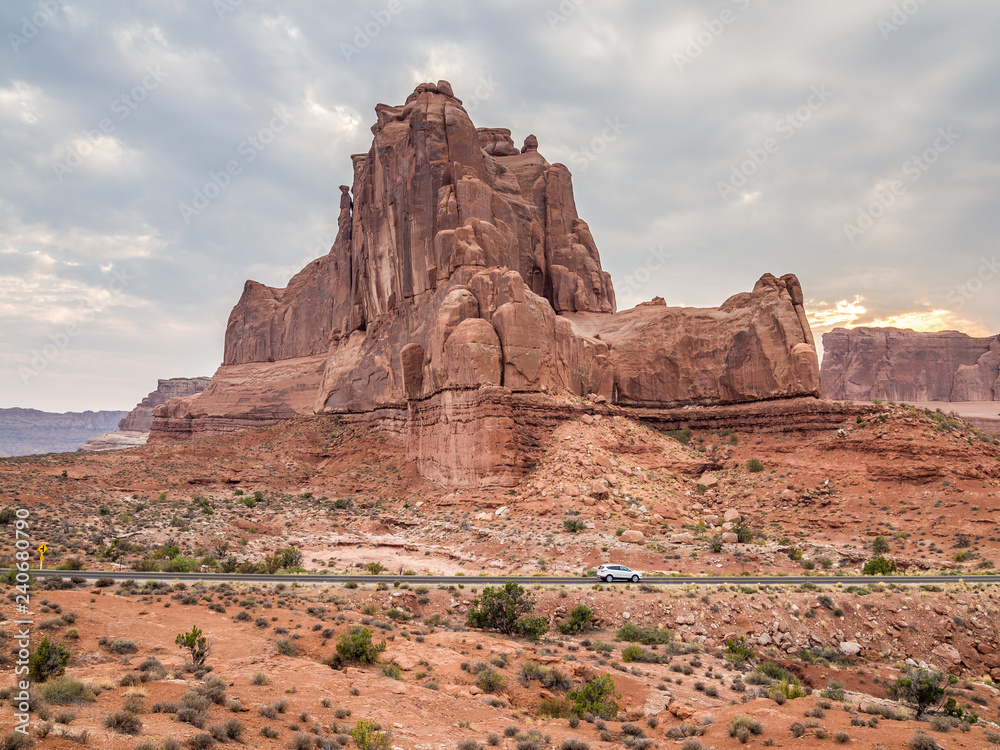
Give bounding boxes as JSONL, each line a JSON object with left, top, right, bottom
{"left": 27, "top": 570, "right": 1000, "bottom": 586}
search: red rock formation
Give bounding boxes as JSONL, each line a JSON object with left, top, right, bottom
{"left": 118, "top": 377, "right": 212, "bottom": 432}
{"left": 153, "top": 81, "right": 823, "bottom": 486}
{"left": 821, "top": 327, "right": 1000, "bottom": 402}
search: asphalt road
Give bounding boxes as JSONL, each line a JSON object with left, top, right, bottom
{"left": 25, "top": 570, "right": 1000, "bottom": 586}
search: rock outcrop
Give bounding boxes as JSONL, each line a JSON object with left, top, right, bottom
{"left": 81, "top": 377, "right": 210, "bottom": 452}
{"left": 822, "top": 327, "right": 1000, "bottom": 402}
{"left": 152, "top": 81, "right": 822, "bottom": 486}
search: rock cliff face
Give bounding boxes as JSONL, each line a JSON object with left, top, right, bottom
{"left": 152, "top": 81, "right": 822, "bottom": 486}
{"left": 821, "top": 328, "right": 1000, "bottom": 402}
{"left": 81, "top": 377, "right": 210, "bottom": 452}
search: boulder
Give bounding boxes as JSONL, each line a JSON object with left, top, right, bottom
{"left": 620, "top": 530, "right": 645, "bottom": 544}
{"left": 931, "top": 642, "right": 962, "bottom": 669}
{"left": 721, "top": 532, "right": 739, "bottom": 544}
{"left": 839, "top": 641, "right": 862, "bottom": 657}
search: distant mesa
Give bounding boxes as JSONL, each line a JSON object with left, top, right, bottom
{"left": 152, "top": 80, "right": 822, "bottom": 486}
{"left": 80, "top": 377, "right": 210, "bottom": 452}
{"left": 0, "top": 408, "right": 126, "bottom": 457}
{"left": 821, "top": 327, "right": 1000, "bottom": 402}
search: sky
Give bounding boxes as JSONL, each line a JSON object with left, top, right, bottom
{"left": 1, "top": 0, "right": 998, "bottom": 413}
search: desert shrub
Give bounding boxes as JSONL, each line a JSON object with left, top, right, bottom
{"left": 538, "top": 697, "right": 571, "bottom": 718}
{"left": 467, "top": 581, "right": 537, "bottom": 635}
{"left": 107, "top": 638, "right": 138, "bottom": 654}
{"left": 615, "top": 623, "right": 673, "bottom": 645}
{"left": 728, "top": 715, "right": 763, "bottom": 740}
{"left": 559, "top": 605, "right": 593, "bottom": 634}
{"left": 929, "top": 716, "right": 951, "bottom": 733}
{"left": 567, "top": 674, "right": 620, "bottom": 720}
{"left": 680, "top": 741, "right": 707, "bottom": 750}
{"left": 862, "top": 556, "right": 897, "bottom": 575}
{"left": 504, "top": 726, "right": 519, "bottom": 738}
{"left": 725, "top": 637, "right": 755, "bottom": 666}
{"left": 746, "top": 458, "right": 764, "bottom": 473}
{"left": 621, "top": 723, "right": 644, "bottom": 737}
{"left": 260, "top": 726, "right": 279, "bottom": 739}
{"left": 907, "top": 731, "right": 940, "bottom": 750}
{"left": 514, "top": 616, "right": 549, "bottom": 640}
{"left": 28, "top": 637, "right": 70, "bottom": 681}
{"left": 790, "top": 722, "right": 805, "bottom": 737}
{"left": 476, "top": 667, "right": 505, "bottom": 693}
{"left": 0, "top": 734, "right": 35, "bottom": 750}
{"left": 250, "top": 671, "right": 269, "bottom": 685}
{"left": 560, "top": 740, "right": 588, "bottom": 750}
{"left": 103, "top": 710, "right": 142, "bottom": 734}
{"left": 563, "top": 518, "right": 587, "bottom": 533}
{"left": 151, "top": 701, "right": 178, "bottom": 713}
{"left": 276, "top": 639, "right": 296, "bottom": 657}
{"left": 187, "top": 733, "right": 216, "bottom": 750}
{"left": 349, "top": 718, "right": 392, "bottom": 750}
{"left": 257, "top": 705, "right": 278, "bottom": 720}
{"left": 40, "top": 676, "right": 93, "bottom": 705}
{"left": 138, "top": 656, "right": 167, "bottom": 679}
{"left": 520, "top": 662, "right": 572, "bottom": 691}
{"left": 835, "top": 731, "right": 850, "bottom": 743}
{"left": 334, "top": 626, "right": 386, "bottom": 666}
{"left": 457, "top": 740, "right": 482, "bottom": 750}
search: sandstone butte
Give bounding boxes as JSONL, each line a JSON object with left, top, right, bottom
{"left": 151, "top": 81, "right": 822, "bottom": 486}
{"left": 822, "top": 327, "right": 1000, "bottom": 402}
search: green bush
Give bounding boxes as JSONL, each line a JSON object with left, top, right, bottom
{"left": 745, "top": 458, "right": 764, "bottom": 473}
{"left": 349, "top": 718, "right": 392, "bottom": 750}
{"left": 335, "top": 626, "right": 386, "bottom": 666}
{"left": 467, "top": 581, "right": 538, "bottom": 635}
{"left": 559, "top": 605, "right": 593, "bottom": 635}
{"left": 872, "top": 535, "right": 890, "bottom": 554}
{"left": 28, "top": 636, "right": 70, "bottom": 681}
{"left": 725, "top": 637, "right": 755, "bottom": 666}
{"left": 563, "top": 518, "right": 587, "bottom": 533}
{"left": 615, "top": 623, "right": 673, "bottom": 645}
{"left": 475, "top": 667, "right": 505, "bottom": 693}
{"left": 862, "top": 556, "right": 897, "bottom": 575}
{"left": 567, "top": 675, "right": 620, "bottom": 720}
{"left": 40, "top": 676, "right": 94, "bottom": 704}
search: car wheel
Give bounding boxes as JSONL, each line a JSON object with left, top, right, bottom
{"left": 631, "top": 574, "right": 639, "bottom": 583}
{"left": 603, "top": 575, "right": 613, "bottom": 583}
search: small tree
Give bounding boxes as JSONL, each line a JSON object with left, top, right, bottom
{"left": 29, "top": 636, "right": 71, "bottom": 681}
{"left": 567, "top": 674, "right": 620, "bottom": 720}
{"left": 888, "top": 668, "right": 946, "bottom": 714}
{"left": 175, "top": 625, "right": 210, "bottom": 667}
{"left": 872, "top": 535, "right": 891, "bottom": 555}
{"left": 467, "top": 581, "right": 536, "bottom": 635}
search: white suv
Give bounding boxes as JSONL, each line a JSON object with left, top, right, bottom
{"left": 596, "top": 564, "right": 642, "bottom": 582}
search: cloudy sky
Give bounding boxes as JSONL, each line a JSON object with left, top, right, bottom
{"left": 2, "top": 0, "right": 998, "bottom": 413}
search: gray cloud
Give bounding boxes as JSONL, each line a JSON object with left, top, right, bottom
{"left": 1, "top": 0, "right": 998, "bottom": 411}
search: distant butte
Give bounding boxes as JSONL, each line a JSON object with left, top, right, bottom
{"left": 152, "top": 81, "right": 822, "bottom": 486}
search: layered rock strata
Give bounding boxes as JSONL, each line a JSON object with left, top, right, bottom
{"left": 821, "top": 328, "right": 1000, "bottom": 402}
{"left": 153, "top": 81, "right": 823, "bottom": 486}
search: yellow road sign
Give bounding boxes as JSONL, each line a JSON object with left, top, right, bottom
{"left": 38, "top": 543, "right": 48, "bottom": 554}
